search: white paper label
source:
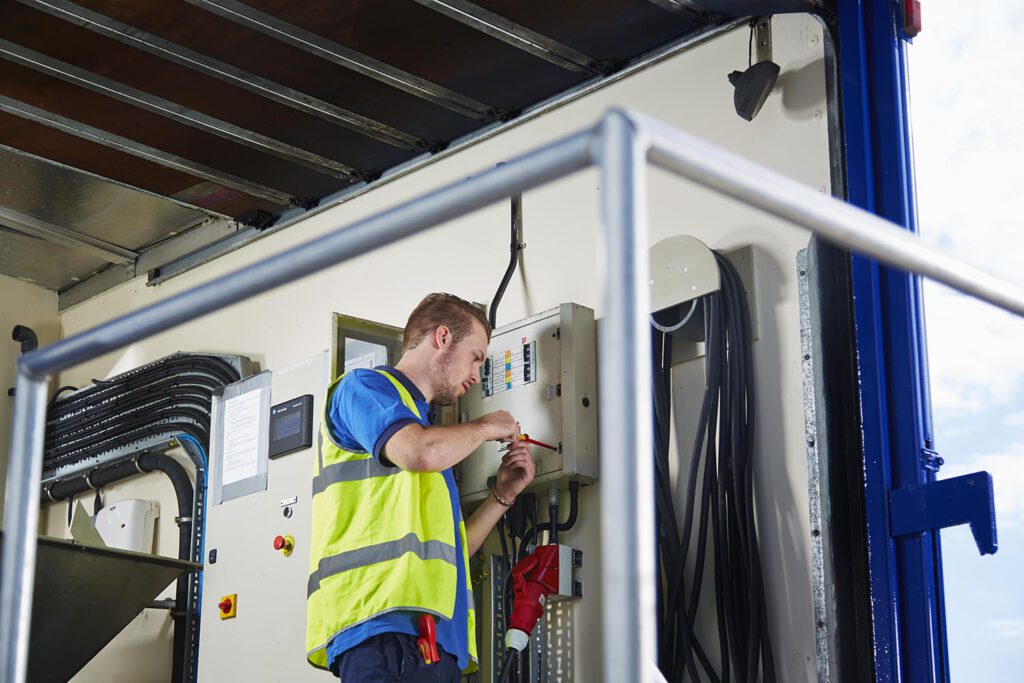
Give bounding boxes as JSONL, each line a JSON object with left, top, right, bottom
{"left": 344, "top": 351, "right": 378, "bottom": 373}
{"left": 222, "top": 390, "right": 261, "bottom": 485}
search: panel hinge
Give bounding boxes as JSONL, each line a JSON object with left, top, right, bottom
{"left": 921, "top": 447, "right": 944, "bottom": 472}
{"left": 889, "top": 471, "right": 998, "bottom": 555}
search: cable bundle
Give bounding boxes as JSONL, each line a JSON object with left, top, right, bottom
{"left": 44, "top": 353, "right": 240, "bottom": 470}
{"left": 653, "top": 253, "right": 775, "bottom": 682}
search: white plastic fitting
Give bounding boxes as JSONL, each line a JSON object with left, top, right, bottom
{"left": 505, "top": 628, "right": 529, "bottom": 652}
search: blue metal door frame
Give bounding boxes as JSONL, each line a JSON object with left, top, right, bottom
{"left": 838, "top": 1, "right": 949, "bottom": 680}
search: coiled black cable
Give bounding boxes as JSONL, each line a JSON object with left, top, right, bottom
{"left": 654, "top": 254, "right": 775, "bottom": 682}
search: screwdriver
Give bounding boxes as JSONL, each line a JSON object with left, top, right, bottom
{"left": 516, "top": 434, "right": 556, "bottom": 450}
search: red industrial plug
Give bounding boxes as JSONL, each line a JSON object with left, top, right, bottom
{"left": 505, "top": 544, "right": 564, "bottom": 652}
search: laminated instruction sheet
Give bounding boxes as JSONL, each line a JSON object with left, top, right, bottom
{"left": 211, "top": 371, "right": 272, "bottom": 504}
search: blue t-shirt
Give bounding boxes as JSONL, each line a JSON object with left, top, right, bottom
{"left": 323, "top": 366, "right": 472, "bottom": 672}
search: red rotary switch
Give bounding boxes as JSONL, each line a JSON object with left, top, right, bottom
{"left": 217, "top": 593, "right": 236, "bottom": 619}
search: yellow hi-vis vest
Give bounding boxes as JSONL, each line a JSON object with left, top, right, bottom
{"left": 305, "top": 369, "right": 477, "bottom": 671}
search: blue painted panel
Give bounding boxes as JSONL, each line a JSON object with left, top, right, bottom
{"left": 838, "top": 0, "right": 949, "bottom": 681}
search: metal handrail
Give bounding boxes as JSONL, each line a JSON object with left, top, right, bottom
{"left": 4, "top": 110, "right": 1023, "bottom": 683}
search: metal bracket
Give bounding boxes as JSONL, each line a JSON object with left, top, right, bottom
{"left": 754, "top": 16, "right": 772, "bottom": 64}
{"left": 920, "top": 447, "right": 944, "bottom": 472}
{"left": 889, "top": 471, "right": 998, "bottom": 555}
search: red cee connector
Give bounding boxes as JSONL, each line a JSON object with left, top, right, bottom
{"left": 508, "top": 544, "right": 562, "bottom": 636}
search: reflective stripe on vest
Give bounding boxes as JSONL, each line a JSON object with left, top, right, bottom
{"left": 311, "top": 456, "right": 399, "bottom": 495}
{"left": 305, "top": 369, "right": 477, "bottom": 671}
{"left": 307, "top": 532, "right": 458, "bottom": 595}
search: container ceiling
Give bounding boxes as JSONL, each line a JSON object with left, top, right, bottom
{"left": 0, "top": 0, "right": 820, "bottom": 301}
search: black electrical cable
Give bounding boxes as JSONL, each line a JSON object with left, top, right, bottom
{"left": 46, "top": 407, "right": 211, "bottom": 461}
{"left": 47, "top": 376, "right": 221, "bottom": 431}
{"left": 548, "top": 503, "right": 559, "bottom": 545}
{"left": 497, "top": 514, "right": 514, "bottom": 651}
{"left": 48, "top": 385, "right": 78, "bottom": 406}
{"left": 528, "top": 497, "right": 538, "bottom": 551}
{"left": 46, "top": 391, "right": 213, "bottom": 447}
{"left": 47, "top": 372, "right": 223, "bottom": 426}
{"left": 522, "top": 481, "right": 580, "bottom": 542}
{"left": 488, "top": 195, "right": 523, "bottom": 330}
{"left": 43, "top": 356, "right": 238, "bottom": 470}
{"left": 653, "top": 254, "right": 774, "bottom": 683}
{"left": 46, "top": 356, "right": 236, "bottom": 417}
{"left": 497, "top": 647, "right": 519, "bottom": 683}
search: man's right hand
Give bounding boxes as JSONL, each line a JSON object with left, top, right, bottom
{"left": 473, "top": 410, "right": 520, "bottom": 442}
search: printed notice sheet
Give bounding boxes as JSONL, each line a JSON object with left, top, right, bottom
{"left": 221, "top": 390, "right": 261, "bottom": 485}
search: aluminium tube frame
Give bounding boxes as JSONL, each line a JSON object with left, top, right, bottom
{"left": 4, "top": 109, "right": 1024, "bottom": 683}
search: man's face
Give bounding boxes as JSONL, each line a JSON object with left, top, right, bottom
{"left": 431, "top": 320, "right": 488, "bottom": 406}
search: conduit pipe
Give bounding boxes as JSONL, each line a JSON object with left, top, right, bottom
{"left": 45, "top": 452, "right": 196, "bottom": 683}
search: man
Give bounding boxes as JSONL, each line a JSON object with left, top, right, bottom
{"left": 307, "top": 293, "right": 536, "bottom": 681}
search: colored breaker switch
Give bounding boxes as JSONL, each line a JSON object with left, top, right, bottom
{"left": 274, "top": 534, "right": 295, "bottom": 556}
{"left": 218, "top": 594, "right": 236, "bottom": 619}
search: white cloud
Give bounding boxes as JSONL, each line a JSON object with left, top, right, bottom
{"left": 944, "top": 442, "right": 1024, "bottom": 529}
{"left": 988, "top": 619, "right": 1024, "bottom": 640}
{"left": 923, "top": 282, "right": 1024, "bottom": 417}
{"left": 1004, "top": 412, "right": 1024, "bottom": 428}
{"left": 908, "top": 3, "right": 1024, "bottom": 424}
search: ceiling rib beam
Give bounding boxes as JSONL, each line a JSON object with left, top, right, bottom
{"left": 16, "top": 0, "right": 425, "bottom": 151}
{"left": 0, "top": 94, "right": 294, "bottom": 205}
{"left": 646, "top": 0, "right": 709, "bottom": 19}
{"left": 0, "top": 39, "right": 359, "bottom": 181}
{"left": 0, "top": 205, "right": 138, "bottom": 265}
{"left": 184, "top": 0, "right": 495, "bottom": 120}
{"left": 411, "top": 0, "right": 599, "bottom": 75}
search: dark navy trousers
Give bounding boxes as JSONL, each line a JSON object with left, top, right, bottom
{"left": 331, "top": 632, "right": 462, "bottom": 682}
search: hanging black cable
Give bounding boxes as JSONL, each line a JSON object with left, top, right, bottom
{"left": 488, "top": 195, "right": 523, "bottom": 330}
{"left": 653, "top": 254, "right": 774, "bottom": 683}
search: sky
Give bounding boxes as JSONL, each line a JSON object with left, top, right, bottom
{"left": 907, "top": 1, "right": 1024, "bottom": 679}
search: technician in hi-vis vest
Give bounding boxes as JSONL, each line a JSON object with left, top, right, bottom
{"left": 307, "top": 293, "right": 535, "bottom": 681}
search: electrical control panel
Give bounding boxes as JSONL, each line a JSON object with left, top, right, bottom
{"left": 458, "top": 303, "right": 598, "bottom": 502}
{"left": 197, "top": 351, "right": 329, "bottom": 682}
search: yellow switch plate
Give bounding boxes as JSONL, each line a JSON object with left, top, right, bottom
{"left": 219, "top": 593, "right": 237, "bottom": 620}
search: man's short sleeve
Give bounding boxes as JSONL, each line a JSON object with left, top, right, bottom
{"left": 327, "top": 369, "right": 422, "bottom": 465}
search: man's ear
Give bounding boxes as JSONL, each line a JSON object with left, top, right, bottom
{"left": 434, "top": 325, "right": 451, "bottom": 350}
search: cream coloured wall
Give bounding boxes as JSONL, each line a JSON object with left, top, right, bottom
{"left": 44, "top": 13, "right": 831, "bottom": 681}
{"left": 0, "top": 273, "right": 58, "bottom": 519}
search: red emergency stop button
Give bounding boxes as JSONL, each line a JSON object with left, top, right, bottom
{"left": 274, "top": 534, "right": 294, "bottom": 556}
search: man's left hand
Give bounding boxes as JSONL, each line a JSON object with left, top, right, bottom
{"left": 495, "top": 442, "right": 535, "bottom": 501}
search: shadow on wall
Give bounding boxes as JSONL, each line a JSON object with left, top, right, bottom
{"left": 778, "top": 58, "right": 828, "bottom": 119}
